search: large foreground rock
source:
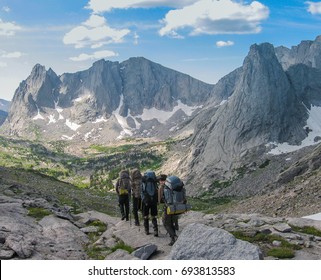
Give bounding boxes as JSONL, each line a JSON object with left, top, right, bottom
{"left": 0, "top": 195, "right": 89, "bottom": 259}
{"left": 168, "top": 223, "right": 263, "bottom": 260}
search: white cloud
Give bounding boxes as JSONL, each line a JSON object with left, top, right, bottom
{"left": 2, "top": 6, "right": 10, "bottom": 13}
{"left": 0, "top": 18, "right": 21, "bottom": 36}
{"left": 159, "top": 0, "right": 269, "bottom": 37}
{"left": 306, "top": 1, "right": 321, "bottom": 14}
{"left": 85, "top": 0, "right": 198, "bottom": 13}
{"left": 1, "top": 51, "right": 24, "bottom": 58}
{"left": 70, "top": 50, "right": 119, "bottom": 61}
{"left": 63, "top": 14, "right": 130, "bottom": 49}
{"left": 216, "top": 40, "right": 234, "bottom": 48}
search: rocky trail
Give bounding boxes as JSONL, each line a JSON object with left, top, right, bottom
{"left": 1, "top": 190, "right": 321, "bottom": 260}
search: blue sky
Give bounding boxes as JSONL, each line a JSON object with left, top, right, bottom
{"left": 1, "top": 0, "right": 321, "bottom": 101}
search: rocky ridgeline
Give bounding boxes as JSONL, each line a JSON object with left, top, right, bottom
{"left": 1, "top": 190, "right": 321, "bottom": 260}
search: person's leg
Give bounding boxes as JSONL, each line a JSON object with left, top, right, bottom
{"left": 118, "top": 196, "right": 126, "bottom": 220}
{"left": 151, "top": 203, "right": 158, "bottom": 237}
{"left": 162, "top": 211, "right": 176, "bottom": 245}
{"left": 124, "top": 196, "right": 129, "bottom": 221}
{"left": 142, "top": 203, "right": 150, "bottom": 235}
{"left": 132, "top": 197, "right": 140, "bottom": 225}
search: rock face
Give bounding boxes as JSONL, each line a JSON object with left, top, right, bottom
{"left": 275, "top": 35, "right": 321, "bottom": 70}
{"left": 0, "top": 195, "right": 89, "bottom": 259}
{"left": 179, "top": 38, "right": 321, "bottom": 189}
{"left": 3, "top": 57, "right": 213, "bottom": 142}
{"left": 168, "top": 223, "right": 263, "bottom": 260}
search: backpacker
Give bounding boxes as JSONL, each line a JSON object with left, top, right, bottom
{"left": 141, "top": 170, "right": 158, "bottom": 203}
{"left": 163, "top": 175, "right": 191, "bottom": 215}
{"left": 131, "top": 169, "right": 142, "bottom": 198}
{"left": 118, "top": 170, "right": 131, "bottom": 196}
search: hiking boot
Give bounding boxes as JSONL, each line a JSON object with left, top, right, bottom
{"left": 121, "top": 216, "right": 126, "bottom": 221}
{"left": 168, "top": 236, "right": 176, "bottom": 246}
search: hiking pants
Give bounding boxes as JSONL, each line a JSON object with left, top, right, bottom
{"left": 132, "top": 196, "right": 141, "bottom": 223}
{"left": 118, "top": 195, "right": 129, "bottom": 220}
{"left": 142, "top": 200, "right": 157, "bottom": 218}
{"left": 162, "top": 209, "right": 176, "bottom": 238}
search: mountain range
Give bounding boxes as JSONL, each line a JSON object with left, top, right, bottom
{"left": 1, "top": 57, "right": 212, "bottom": 142}
{"left": 1, "top": 35, "right": 321, "bottom": 192}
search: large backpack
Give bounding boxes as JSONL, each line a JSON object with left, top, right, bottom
{"left": 118, "top": 170, "right": 131, "bottom": 196}
{"left": 141, "top": 170, "right": 158, "bottom": 203}
{"left": 131, "top": 169, "right": 142, "bottom": 198}
{"left": 163, "top": 175, "right": 191, "bottom": 215}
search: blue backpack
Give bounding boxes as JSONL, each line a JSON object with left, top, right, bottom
{"left": 141, "top": 170, "right": 158, "bottom": 203}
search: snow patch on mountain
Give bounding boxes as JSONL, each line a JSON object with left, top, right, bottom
{"left": 65, "top": 119, "right": 81, "bottom": 131}
{"left": 113, "top": 95, "right": 133, "bottom": 138}
{"left": 32, "top": 106, "right": 45, "bottom": 120}
{"left": 268, "top": 105, "right": 321, "bottom": 155}
{"left": 48, "top": 114, "right": 57, "bottom": 124}
{"left": 93, "top": 116, "right": 107, "bottom": 123}
{"left": 137, "top": 100, "right": 201, "bottom": 124}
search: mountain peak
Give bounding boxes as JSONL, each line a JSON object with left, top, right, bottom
{"left": 247, "top": 42, "right": 277, "bottom": 63}
{"left": 315, "top": 35, "right": 321, "bottom": 42}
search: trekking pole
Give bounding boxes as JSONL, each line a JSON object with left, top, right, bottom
{"left": 129, "top": 193, "right": 132, "bottom": 227}
{"left": 157, "top": 207, "right": 162, "bottom": 235}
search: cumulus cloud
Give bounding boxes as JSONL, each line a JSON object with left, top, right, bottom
{"left": 85, "top": 0, "right": 198, "bottom": 13}
{"left": 63, "top": 14, "right": 130, "bottom": 49}
{"left": 0, "top": 19, "right": 21, "bottom": 36}
{"left": 306, "top": 1, "right": 321, "bottom": 14}
{"left": 69, "top": 50, "right": 119, "bottom": 61}
{"left": 159, "top": 0, "right": 269, "bottom": 38}
{"left": 216, "top": 40, "right": 234, "bottom": 48}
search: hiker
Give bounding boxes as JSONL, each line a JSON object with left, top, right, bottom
{"left": 157, "top": 174, "right": 179, "bottom": 232}
{"left": 141, "top": 170, "right": 159, "bottom": 236}
{"left": 162, "top": 175, "right": 187, "bottom": 246}
{"left": 115, "top": 170, "right": 131, "bottom": 221}
{"left": 131, "top": 168, "right": 142, "bottom": 226}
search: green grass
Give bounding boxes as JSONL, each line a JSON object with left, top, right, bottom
{"left": 210, "top": 180, "right": 232, "bottom": 189}
{"left": 89, "top": 144, "right": 135, "bottom": 154}
{"left": 267, "top": 248, "right": 295, "bottom": 259}
{"left": 87, "top": 220, "right": 107, "bottom": 233}
{"left": 27, "top": 207, "right": 52, "bottom": 221}
{"left": 290, "top": 225, "right": 321, "bottom": 237}
{"left": 187, "top": 196, "right": 232, "bottom": 213}
{"left": 111, "top": 241, "right": 134, "bottom": 254}
{"left": 86, "top": 246, "right": 108, "bottom": 260}
{"left": 231, "top": 231, "right": 301, "bottom": 259}
{"left": 0, "top": 135, "right": 166, "bottom": 192}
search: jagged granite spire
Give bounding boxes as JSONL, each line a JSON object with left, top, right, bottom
{"left": 185, "top": 42, "right": 308, "bottom": 178}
